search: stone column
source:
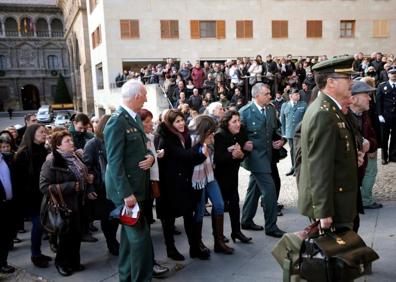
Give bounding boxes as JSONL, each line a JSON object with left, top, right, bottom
{"left": 48, "top": 18, "right": 52, "bottom": 37}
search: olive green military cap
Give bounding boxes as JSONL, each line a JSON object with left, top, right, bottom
{"left": 312, "top": 55, "right": 359, "bottom": 75}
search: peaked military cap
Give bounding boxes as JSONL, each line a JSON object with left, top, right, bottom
{"left": 387, "top": 66, "right": 396, "bottom": 74}
{"left": 312, "top": 55, "right": 358, "bottom": 75}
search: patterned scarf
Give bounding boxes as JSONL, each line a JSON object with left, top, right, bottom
{"left": 190, "top": 135, "right": 214, "bottom": 190}
{"left": 58, "top": 149, "right": 88, "bottom": 190}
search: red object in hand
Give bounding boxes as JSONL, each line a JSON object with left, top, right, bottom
{"left": 119, "top": 204, "right": 140, "bottom": 226}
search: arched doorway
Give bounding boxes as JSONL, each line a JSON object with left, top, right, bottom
{"left": 21, "top": 84, "right": 40, "bottom": 110}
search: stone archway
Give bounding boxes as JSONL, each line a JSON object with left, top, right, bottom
{"left": 21, "top": 84, "right": 40, "bottom": 110}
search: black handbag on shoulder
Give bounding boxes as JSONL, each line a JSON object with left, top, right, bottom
{"left": 299, "top": 228, "right": 379, "bottom": 282}
{"left": 41, "top": 184, "right": 72, "bottom": 234}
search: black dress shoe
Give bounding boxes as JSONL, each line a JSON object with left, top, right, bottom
{"left": 81, "top": 233, "right": 98, "bottom": 242}
{"left": 265, "top": 228, "right": 286, "bottom": 238}
{"left": 31, "top": 256, "right": 49, "bottom": 268}
{"left": 166, "top": 246, "right": 185, "bottom": 261}
{"left": 55, "top": 264, "right": 72, "bottom": 276}
{"left": 382, "top": 160, "right": 389, "bottom": 165}
{"left": 0, "top": 264, "right": 15, "bottom": 274}
{"left": 71, "top": 264, "right": 85, "bottom": 272}
{"left": 363, "top": 202, "right": 383, "bottom": 209}
{"left": 39, "top": 254, "right": 52, "bottom": 261}
{"left": 241, "top": 223, "right": 264, "bottom": 231}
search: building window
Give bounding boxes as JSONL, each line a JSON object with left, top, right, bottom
{"left": 90, "top": 0, "right": 98, "bottom": 13}
{"left": 306, "top": 20, "right": 322, "bottom": 38}
{"left": 120, "top": 20, "right": 139, "bottom": 39}
{"left": 236, "top": 20, "right": 253, "bottom": 39}
{"left": 96, "top": 63, "right": 104, "bottom": 90}
{"left": 36, "top": 18, "right": 49, "bottom": 37}
{"left": 51, "top": 18, "right": 64, "bottom": 37}
{"left": 160, "top": 20, "right": 179, "bottom": 39}
{"left": 272, "top": 20, "right": 288, "bottom": 38}
{"left": 373, "top": 20, "right": 389, "bottom": 38}
{"left": 47, "top": 55, "right": 59, "bottom": 70}
{"left": 91, "top": 25, "right": 102, "bottom": 49}
{"left": 190, "top": 20, "right": 225, "bottom": 39}
{"left": 4, "top": 18, "right": 18, "bottom": 37}
{"left": 0, "top": 55, "right": 7, "bottom": 70}
{"left": 340, "top": 20, "right": 355, "bottom": 38}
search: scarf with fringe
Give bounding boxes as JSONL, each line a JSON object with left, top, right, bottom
{"left": 190, "top": 135, "right": 214, "bottom": 190}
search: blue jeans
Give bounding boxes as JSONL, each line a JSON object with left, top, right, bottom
{"left": 31, "top": 215, "right": 43, "bottom": 257}
{"left": 361, "top": 155, "right": 378, "bottom": 206}
{"left": 195, "top": 180, "right": 224, "bottom": 222}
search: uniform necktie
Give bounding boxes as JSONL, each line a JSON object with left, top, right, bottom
{"left": 261, "top": 108, "right": 266, "bottom": 117}
{"left": 392, "top": 84, "right": 396, "bottom": 90}
{"left": 135, "top": 115, "right": 143, "bottom": 130}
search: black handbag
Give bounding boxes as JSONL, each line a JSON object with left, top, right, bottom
{"left": 41, "top": 184, "right": 72, "bottom": 234}
{"left": 299, "top": 229, "right": 379, "bottom": 282}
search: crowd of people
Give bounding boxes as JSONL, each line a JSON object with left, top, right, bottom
{"left": 0, "top": 51, "right": 395, "bottom": 281}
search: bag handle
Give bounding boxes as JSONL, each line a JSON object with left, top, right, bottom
{"left": 48, "top": 185, "right": 59, "bottom": 206}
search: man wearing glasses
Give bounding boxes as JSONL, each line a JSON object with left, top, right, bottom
{"left": 298, "top": 56, "right": 359, "bottom": 231}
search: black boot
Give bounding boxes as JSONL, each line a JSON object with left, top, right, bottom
{"left": 212, "top": 214, "right": 234, "bottom": 254}
{"left": 229, "top": 201, "right": 252, "bottom": 244}
{"left": 166, "top": 245, "right": 185, "bottom": 261}
{"left": 189, "top": 222, "right": 210, "bottom": 260}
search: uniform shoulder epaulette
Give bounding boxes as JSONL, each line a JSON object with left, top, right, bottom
{"left": 267, "top": 102, "right": 275, "bottom": 108}
{"left": 320, "top": 100, "right": 331, "bottom": 111}
{"left": 378, "top": 81, "right": 387, "bottom": 87}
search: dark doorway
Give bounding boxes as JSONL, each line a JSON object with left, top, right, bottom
{"left": 21, "top": 84, "right": 40, "bottom": 110}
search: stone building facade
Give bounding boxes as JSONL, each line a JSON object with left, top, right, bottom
{"left": 86, "top": 0, "right": 396, "bottom": 115}
{"left": 57, "top": 0, "right": 94, "bottom": 114}
{"left": 0, "top": 2, "right": 71, "bottom": 111}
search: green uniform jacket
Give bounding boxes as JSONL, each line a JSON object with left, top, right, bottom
{"left": 298, "top": 92, "right": 358, "bottom": 224}
{"left": 239, "top": 102, "right": 280, "bottom": 173}
{"left": 104, "top": 107, "right": 150, "bottom": 206}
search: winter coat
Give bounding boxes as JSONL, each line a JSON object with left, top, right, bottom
{"left": 155, "top": 123, "right": 206, "bottom": 218}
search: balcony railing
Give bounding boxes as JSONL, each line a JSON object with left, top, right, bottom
{"left": 51, "top": 31, "right": 64, "bottom": 37}
{"left": 37, "top": 31, "right": 50, "bottom": 37}
{"left": 5, "top": 31, "right": 19, "bottom": 37}
{"left": 21, "top": 31, "right": 35, "bottom": 37}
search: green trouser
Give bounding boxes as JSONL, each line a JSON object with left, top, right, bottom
{"left": 119, "top": 221, "right": 153, "bottom": 282}
{"left": 360, "top": 156, "right": 378, "bottom": 206}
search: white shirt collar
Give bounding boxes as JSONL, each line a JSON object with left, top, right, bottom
{"left": 121, "top": 104, "right": 137, "bottom": 120}
{"left": 388, "top": 80, "right": 396, "bottom": 87}
{"left": 253, "top": 100, "right": 265, "bottom": 112}
{"left": 320, "top": 91, "right": 342, "bottom": 110}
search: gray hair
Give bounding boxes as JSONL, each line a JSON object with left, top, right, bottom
{"left": 251, "top": 83, "right": 270, "bottom": 98}
{"left": 206, "top": 101, "right": 222, "bottom": 115}
{"left": 121, "top": 79, "right": 143, "bottom": 101}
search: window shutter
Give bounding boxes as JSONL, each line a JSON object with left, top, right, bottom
{"left": 120, "top": 20, "right": 130, "bottom": 38}
{"left": 307, "top": 20, "right": 322, "bottom": 38}
{"left": 272, "top": 21, "right": 281, "bottom": 38}
{"left": 236, "top": 20, "right": 244, "bottom": 38}
{"left": 170, "top": 20, "right": 179, "bottom": 38}
{"left": 373, "top": 20, "right": 389, "bottom": 37}
{"left": 191, "top": 20, "right": 200, "bottom": 39}
{"left": 130, "top": 20, "right": 139, "bottom": 38}
{"left": 281, "top": 21, "right": 288, "bottom": 38}
{"left": 245, "top": 20, "right": 253, "bottom": 38}
{"left": 91, "top": 32, "right": 95, "bottom": 48}
{"left": 216, "top": 20, "right": 225, "bottom": 39}
{"left": 160, "top": 20, "right": 169, "bottom": 38}
{"left": 98, "top": 25, "right": 101, "bottom": 44}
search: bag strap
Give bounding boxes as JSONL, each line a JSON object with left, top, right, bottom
{"left": 48, "top": 185, "right": 59, "bottom": 206}
{"left": 54, "top": 184, "right": 67, "bottom": 207}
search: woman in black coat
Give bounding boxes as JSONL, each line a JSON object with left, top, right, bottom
{"left": 156, "top": 109, "right": 209, "bottom": 261}
{"left": 40, "top": 130, "right": 92, "bottom": 276}
{"left": 14, "top": 124, "right": 50, "bottom": 268}
{"left": 83, "top": 115, "right": 119, "bottom": 256}
{"left": 214, "top": 110, "right": 252, "bottom": 243}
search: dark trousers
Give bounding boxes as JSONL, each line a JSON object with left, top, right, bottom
{"left": 56, "top": 215, "right": 81, "bottom": 268}
{"left": 288, "top": 138, "right": 295, "bottom": 168}
{"left": 101, "top": 218, "right": 119, "bottom": 247}
{"left": 271, "top": 162, "right": 281, "bottom": 200}
{"left": 0, "top": 201, "right": 15, "bottom": 267}
{"left": 161, "top": 214, "right": 194, "bottom": 249}
{"left": 219, "top": 183, "right": 242, "bottom": 234}
{"left": 241, "top": 172, "right": 278, "bottom": 232}
{"left": 381, "top": 120, "right": 396, "bottom": 161}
